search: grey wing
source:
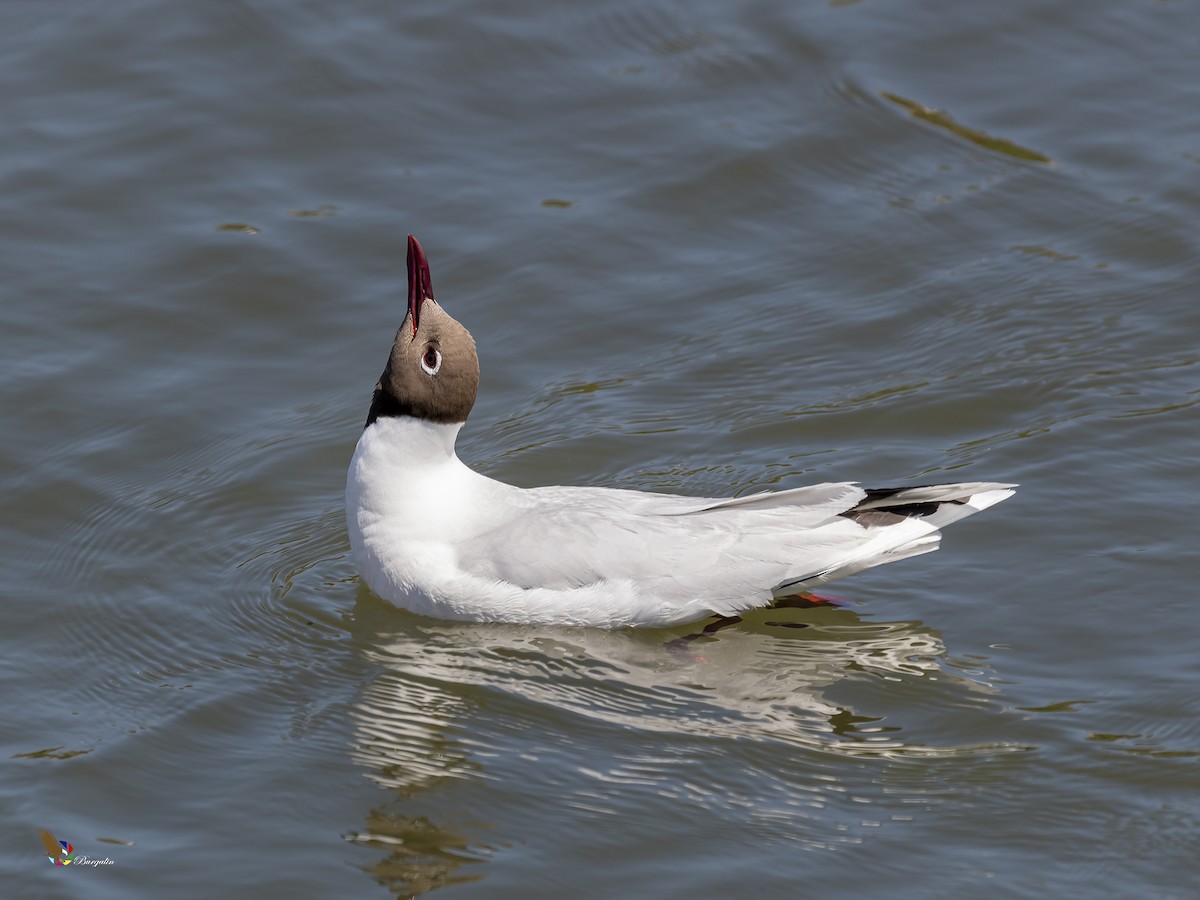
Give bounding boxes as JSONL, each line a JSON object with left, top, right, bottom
{"left": 457, "top": 482, "right": 878, "bottom": 614}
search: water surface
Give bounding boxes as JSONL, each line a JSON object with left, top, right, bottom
{"left": 4, "top": 0, "right": 1199, "bottom": 897}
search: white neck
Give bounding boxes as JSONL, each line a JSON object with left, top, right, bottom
{"left": 347, "top": 414, "right": 511, "bottom": 570}
{"left": 365, "top": 415, "right": 464, "bottom": 462}
{"left": 347, "top": 416, "right": 485, "bottom": 522}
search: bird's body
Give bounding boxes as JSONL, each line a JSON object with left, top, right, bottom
{"left": 345, "top": 236, "right": 1015, "bottom": 628}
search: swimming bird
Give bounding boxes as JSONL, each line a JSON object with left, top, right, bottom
{"left": 345, "top": 236, "right": 1016, "bottom": 628}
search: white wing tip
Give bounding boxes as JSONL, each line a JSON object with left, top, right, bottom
{"left": 965, "top": 486, "right": 1018, "bottom": 512}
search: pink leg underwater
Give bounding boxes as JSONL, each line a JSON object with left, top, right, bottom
{"left": 773, "top": 591, "right": 848, "bottom": 609}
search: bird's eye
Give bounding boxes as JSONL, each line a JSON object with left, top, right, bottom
{"left": 420, "top": 346, "right": 442, "bottom": 375}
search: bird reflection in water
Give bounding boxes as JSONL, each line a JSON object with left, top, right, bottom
{"left": 343, "top": 589, "right": 1002, "bottom": 895}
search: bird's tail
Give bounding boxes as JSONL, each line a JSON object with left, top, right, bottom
{"left": 772, "top": 481, "right": 1017, "bottom": 595}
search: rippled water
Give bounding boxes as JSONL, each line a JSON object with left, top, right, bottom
{"left": 5, "top": 0, "right": 1199, "bottom": 897}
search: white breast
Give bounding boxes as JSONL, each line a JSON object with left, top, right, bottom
{"left": 345, "top": 417, "right": 512, "bottom": 615}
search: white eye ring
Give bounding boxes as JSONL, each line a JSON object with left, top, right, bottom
{"left": 420, "top": 347, "right": 442, "bottom": 375}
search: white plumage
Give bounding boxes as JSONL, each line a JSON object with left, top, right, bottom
{"left": 346, "top": 417, "right": 1015, "bottom": 627}
{"left": 345, "top": 235, "right": 1016, "bottom": 628}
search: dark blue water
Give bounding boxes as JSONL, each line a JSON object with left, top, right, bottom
{"left": 4, "top": 1, "right": 1198, "bottom": 897}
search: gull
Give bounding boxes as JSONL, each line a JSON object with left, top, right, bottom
{"left": 345, "top": 236, "right": 1016, "bottom": 628}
